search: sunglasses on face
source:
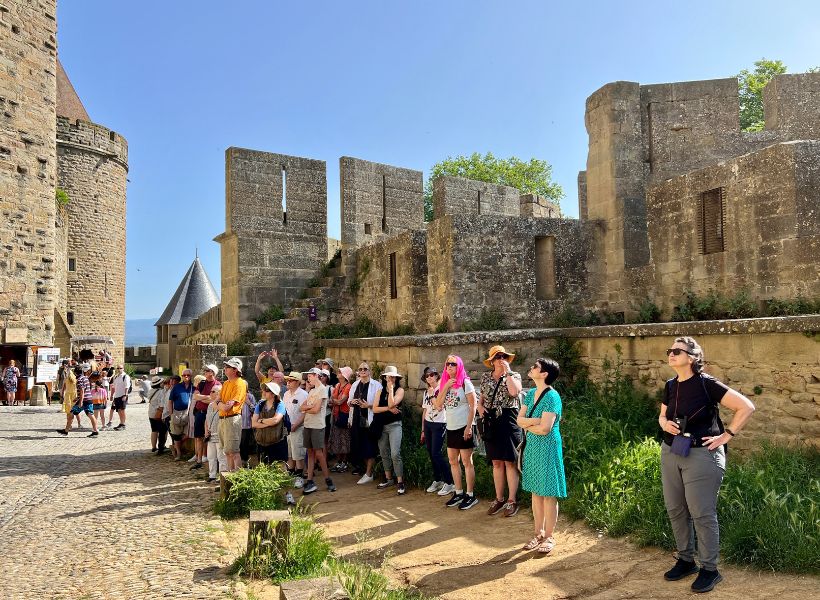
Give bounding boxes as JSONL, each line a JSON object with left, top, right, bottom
{"left": 425, "top": 373, "right": 438, "bottom": 378}
{"left": 358, "top": 368, "right": 369, "bottom": 372}
{"left": 493, "top": 354, "right": 509, "bottom": 361}
{"left": 666, "top": 348, "right": 694, "bottom": 357}
{"left": 445, "top": 362, "right": 458, "bottom": 367}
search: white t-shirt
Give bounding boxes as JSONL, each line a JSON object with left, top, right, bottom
{"left": 112, "top": 373, "right": 130, "bottom": 398}
{"left": 443, "top": 379, "right": 476, "bottom": 431}
{"left": 422, "top": 387, "right": 446, "bottom": 424}
{"left": 303, "top": 384, "right": 327, "bottom": 429}
{"left": 284, "top": 387, "right": 308, "bottom": 427}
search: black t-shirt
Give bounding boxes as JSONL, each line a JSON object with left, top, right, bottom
{"left": 663, "top": 374, "right": 729, "bottom": 445}
{"left": 374, "top": 387, "right": 402, "bottom": 426}
{"left": 351, "top": 380, "right": 369, "bottom": 427}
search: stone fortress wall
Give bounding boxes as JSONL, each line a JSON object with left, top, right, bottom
{"left": 0, "top": 0, "right": 58, "bottom": 347}
{"left": 57, "top": 117, "right": 128, "bottom": 363}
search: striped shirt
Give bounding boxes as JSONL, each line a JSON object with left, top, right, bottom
{"left": 77, "top": 375, "right": 92, "bottom": 403}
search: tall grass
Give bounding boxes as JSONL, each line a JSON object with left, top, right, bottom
{"left": 213, "top": 464, "right": 293, "bottom": 519}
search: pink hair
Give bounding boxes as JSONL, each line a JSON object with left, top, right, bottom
{"left": 440, "top": 355, "right": 470, "bottom": 390}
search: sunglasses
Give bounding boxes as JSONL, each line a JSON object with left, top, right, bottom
{"left": 445, "top": 362, "right": 458, "bottom": 367}
{"left": 357, "top": 367, "right": 369, "bottom": 372}
{"left": 666, "top": 348, "right": 694, "bottom": 357}
{"left": 492, "top": 354, "right": 509, "bottom": 361}
{"left": 182, "top": 374, "right": 191, "bottom": 377}
{"left": 425, "top": 373, "right": 438, "bottom": 378}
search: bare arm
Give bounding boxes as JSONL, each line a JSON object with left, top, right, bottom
{"left": 522, "top": 411, "right": 557, "bottom": 436}
{"left": 702, "top": 389, "right": 755, "bottom": 450}
{"left": 434, "top": 380, "right": 453, "bottom": 411}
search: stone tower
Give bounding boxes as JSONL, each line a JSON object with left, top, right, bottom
{"left": 56, "top": 60, "right": 128, "bottom": 362}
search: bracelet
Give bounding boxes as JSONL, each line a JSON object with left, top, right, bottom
{"left": 725, "top": 428, "right": 735, "bottom": 437}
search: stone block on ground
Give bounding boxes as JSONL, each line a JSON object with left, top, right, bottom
{"left": 279, "top": 576, "right": 347, "bottom": 600}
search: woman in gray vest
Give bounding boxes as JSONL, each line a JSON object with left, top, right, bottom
{"left": 659, "top": 336, "right": 755, "bottom": 594}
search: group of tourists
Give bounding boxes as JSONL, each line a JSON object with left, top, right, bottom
{"left": 140, "top": 334, "right": 751, "bottom": 594}
{"left": 54, "top": 356, "right": 133, "bottom": 437}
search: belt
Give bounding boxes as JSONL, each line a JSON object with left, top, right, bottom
{"left": 219, "top": 413, "right": 241, "bottom": 419}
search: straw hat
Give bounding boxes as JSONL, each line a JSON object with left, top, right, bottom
{"left": 380, "top": 365, "right": 403, "bottom": 379}
{"left": 283, "top": 371, "right": 302, "bottom": 381}
{"left": 482, "top": 345, "right": 516, "bottom": 368}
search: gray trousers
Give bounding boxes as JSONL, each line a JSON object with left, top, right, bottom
{"left": 660, "top": 443, "right": 726, "bottom": 571}
{"left": 378, "top": 421, "right": 404, "bottom": 479}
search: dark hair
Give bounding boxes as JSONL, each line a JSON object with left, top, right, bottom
{"left": 422, "top": 366, "right": 440, "bottom": 384}
{"left": 170, "top": 375, "right": 182, "bottom": 384}
{"left": 674, "top": 336, "right": 704, "bottom": 373}
{"left": 534, "top": 358, "right": 560, "bottom": 385}
{"left": 73, "top": 366, "right": 83, "bottom": 377}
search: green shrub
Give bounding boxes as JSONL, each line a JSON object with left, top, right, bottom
{"left": 255, "top": 305, "right": 285, "bottom": 325}
{"left": 213, "top": 464, "right": 293, "bottom": 519}
{"left": 434, "top": 318, "right": 450, "bottom": 334}
{"left": 55, "top": 187, "right": 70, "bottom": 206}
{"left": 329, "top": 559, "right": 432, "bottom": 600}
{"left": 461, "top": 308, "right": 507, "bottom": 332}
{"left": 313, "top": 317, "right": 411, "bottom": 340}
{"left": 634, "top": 299, "right": 662, "bottom": 323}
{"left": 233, "top": 516, "right": 333, "bottom": 582}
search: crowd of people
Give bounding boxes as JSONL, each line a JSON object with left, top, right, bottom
{"left": 41, "top": 335, "right": 753, "bottom": 594}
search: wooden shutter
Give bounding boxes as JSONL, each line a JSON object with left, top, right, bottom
{"left": 699, "top": 188, "right": 725, "bottom": 254}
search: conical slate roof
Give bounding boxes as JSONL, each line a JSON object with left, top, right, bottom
{"left": 56, "top": 59, "right": 90, "bottom": 121}
{"left": 155, "top": 258, "right": 220, "bottom": 326}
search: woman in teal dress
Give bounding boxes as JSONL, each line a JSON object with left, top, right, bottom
{"left": 517, "top": 357, "right": 566, "bottom": 554}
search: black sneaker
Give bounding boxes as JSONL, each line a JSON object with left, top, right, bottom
{"left": 190, "top": 462, "right": 203, "bottom": 470}
{"left": 445, "top": 493, "right": 465, "bottom": 507}
{"left": 458, "top": 494, "right": 478, "bottom": 510}
{"left": 377, "top": 479, "right": 395, "bottom": 489}
{"left": 56, "top": 429, "right": 68, "bottom": 436}
{"left": 113, "top": 424, "right": 125, "bottom": 431}
{"left": 691, "top": 569, "right": 722, "bottom": 593}
{"left": 87, "top": 431, "right": 99, "bottom": 437}
{"left": 303, "top": 480, "right": 318, "bottom": 494}
{"left": 663, "top": 558, "right": 699, "bottom": 581}
{"left": 325, "top": 477, "right": 336, "bottom": 492}
{"left": 397, "top": 482, "right": 406, "bottom": 495}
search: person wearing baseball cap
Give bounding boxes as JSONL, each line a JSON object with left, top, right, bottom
{"left": 216, "top": 357, "right": 248, "bottom": 471}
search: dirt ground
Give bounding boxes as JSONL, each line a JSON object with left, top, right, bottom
{"left": 233, "top": 474, "right": 818, "bottom": 600}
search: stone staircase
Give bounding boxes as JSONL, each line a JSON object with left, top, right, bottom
{"left": 246, "top": 251, "right": 355, "bottom": 371}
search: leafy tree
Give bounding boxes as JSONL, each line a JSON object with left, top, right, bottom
{"left": 424, "top": 152, "right": 563, "bottom": 221}
{"left": 738, "top": 59, "right": 787, "bottom": 131}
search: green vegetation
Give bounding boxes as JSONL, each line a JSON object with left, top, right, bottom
{"left": 433, "top": 318, "right": 450, "bottom": 334}
{"left": 348, "top": 257, "right": 371, "bottom": 295}
{"left": 424, "top": 152, "right": 563, "bottom": 221}
{"left": 213, "top": 464, "right": 293, "bottom": 519}
{"left": 672, "top": 289, "right": 819, "bottom": 321}
{"left": 226, "top": 328, "right": 256, "bottom": 356}
{"left": 738, "top": 59, "right": 820, "bottom": 131}
{"left": 547, "top": 305, "right": 625, "bottom": 328}
{"left": 55, "top": 187, "right": 70, "bottom": 206}
{"left": 313, "top": 317, "right": 414, "bottom": 340}
{"left": 254, "top": 305, "right": 285, "bottom": 326}
{"left": 123, "top": 364, "right": 137, "bottom": 378}
{"left": 460, "top": 308, "right": 508, "bottom": 332}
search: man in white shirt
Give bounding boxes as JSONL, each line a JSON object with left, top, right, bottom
{"left": 283, "top": 372, "right": 308, "bottom": 488}
{"left": 110, "top": 365, "right": 131, "bottom": 430}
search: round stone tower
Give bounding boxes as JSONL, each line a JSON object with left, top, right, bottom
{"left": 55, "top": 60, "right": 128, "bottom": 362}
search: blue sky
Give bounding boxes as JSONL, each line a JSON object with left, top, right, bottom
{"left": 57, "top": 1, "right": 820, "bottom": 319}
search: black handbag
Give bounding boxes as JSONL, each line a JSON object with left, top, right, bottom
{"left": 476, "top": 376, "right": 505, "bottom": 442}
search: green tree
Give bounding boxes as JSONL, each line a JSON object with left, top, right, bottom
{"left": 738, "top": 59, "right": 787, "bottom": 131}
{"left": 424, "top": 152, "right": 563, "bottom": 221}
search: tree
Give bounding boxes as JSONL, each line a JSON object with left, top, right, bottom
{"left": 738, "top": 59, "right": 787, "bottom": 132}
{"left": 424, "top": 152, "right": 563, "bottom": 221}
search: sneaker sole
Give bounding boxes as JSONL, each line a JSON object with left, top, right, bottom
{"left": 692, "top": 574, "right": 722, "bottom": 593}
{"left": 664, "top": 567, "right": 700, "bottom": 581}
{"left": 459, "top": 500, "right": 478, "bottom": 510}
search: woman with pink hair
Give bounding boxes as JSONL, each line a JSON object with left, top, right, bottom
{"left": 433, "top": 354, "right": 478, "bottom": 511}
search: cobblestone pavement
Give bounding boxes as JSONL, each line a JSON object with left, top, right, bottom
{"left": 0, "top": 398, "right": 236, "bottom": 600}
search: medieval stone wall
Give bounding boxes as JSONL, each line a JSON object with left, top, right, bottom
{"left": 322, "top": 316, "right": 820, "bottom": 453}
{"left": 0, "top": 0, "right": 57, "bottom": 345}
{"left": 57, "top": 117, "right": 128, "bottom": 363}
{"left": 432, "top": 175, "right": 520, "bottom": 219}
{"left": 217, "top": 148, "right": 327, "bottom": 340}
{"left": 339, "top": 156, "right": 424, "bottom": 249}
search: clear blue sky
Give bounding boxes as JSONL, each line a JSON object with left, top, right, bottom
{"left": 57, "top": 1, "right": 820, "bottom": 319}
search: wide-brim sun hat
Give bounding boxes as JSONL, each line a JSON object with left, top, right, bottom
{"left": 306, "top": 367, "right": 323, "bottom": 376}
{"left": 381, "top": 365, "right": 403, "bottom": 379}
{"left": 203, "top": 363, "right": 219, "bottom": 376}
{"left": 263, "top": 381, "right": 281, "bottom": 396}
{"left": 150, "top": 375, "right": 165, "bottom": 388}
{"left": 338, "top": 366, "right": 354, "bottom": 382}
{"left": 483, "top": 345, "right": 516, "bottom": 368}
{"left": 283, "top": 371, "right": 302, "bottom": 381}
{"left": 223, "top": 357, "right": 243, "bottom": 374}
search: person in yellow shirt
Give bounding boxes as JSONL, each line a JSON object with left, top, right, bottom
{"left": 254, "top": 349, "right": 284, "bottom": 386}
{"left": 217, "top": 358, "right": 248, "bottom": 471}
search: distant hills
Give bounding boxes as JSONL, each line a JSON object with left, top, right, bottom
{"left": 125, "top": 319, "right": 157, "bottom": 346}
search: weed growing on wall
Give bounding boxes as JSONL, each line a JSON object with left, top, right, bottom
{"left": 254, "top": 305, "right": 285, "bottom": 325}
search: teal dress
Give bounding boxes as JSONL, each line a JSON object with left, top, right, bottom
{"left": 521, "top": 387, "right": 566, "bottom": 498}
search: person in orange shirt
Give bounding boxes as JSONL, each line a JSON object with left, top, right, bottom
{"left": 216, "top": 358, "right": 248, "bottom": 472}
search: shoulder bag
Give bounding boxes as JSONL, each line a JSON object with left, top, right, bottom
{"left": 254, "top": 402, "right": 286, "bottom": 446}
{"left": 515, "top": 387, "right": 551, "bottom": 473}
{"left": 476, "top": 376, "right": 504, "bottom": 442}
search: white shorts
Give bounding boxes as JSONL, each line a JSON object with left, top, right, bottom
{"left": 287, "top": 426, "right": 306, "bottom": 463}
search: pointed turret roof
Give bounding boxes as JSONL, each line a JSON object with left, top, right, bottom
{"left": 155, "top": 258, "right": 220, "bottom": 326}
{"left": 56, "top": 59, "right": 90, "bottom": 121}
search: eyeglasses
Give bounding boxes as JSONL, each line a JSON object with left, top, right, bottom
{"left": 182, "top": 374, "right": 191, "bottom": 377}
{"left": 445, "top": 362, "right": 458, "bottom": 367}
{"left": 357, "top": 367, "right": 369, "bottom": 372}
{"left": 425, "top": 373, "right": 438, "bottom": 378}
{"left": 666, "top": 348, "right": 694, "bottom": 357}
{"left": 529, "top": 364, "right": 541, "bottom": 371}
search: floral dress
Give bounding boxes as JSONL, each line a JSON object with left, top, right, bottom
{"left": 521, "top": 387, "right": 566, "bottom": 498}
{"left": 3, "top": 366, "right": 20, "bottom": 394}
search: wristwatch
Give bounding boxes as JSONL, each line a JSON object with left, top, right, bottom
{"left": 725, "top": 428, "right": 735, "bottom": 437}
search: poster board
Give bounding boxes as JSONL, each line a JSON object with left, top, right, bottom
{"left": 36, "top": 347, "right": 60, "bottom": 383}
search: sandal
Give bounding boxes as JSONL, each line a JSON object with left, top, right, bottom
{"left": 536, "top": 536, "right": 555, "bottom": 554}
{"left": 523, "top": 535, "right": 544, "bottom": 550}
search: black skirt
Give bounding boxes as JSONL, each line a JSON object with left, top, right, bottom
{"left": 484, "top": 408, "right": 522, "bottom": 463}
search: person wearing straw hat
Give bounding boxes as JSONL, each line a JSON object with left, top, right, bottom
{"left": 147, "top": 375, "right": 168, "bottom": 454}
{"left": 479, "top": 345, "right": 524, "bottom": 518}
{"left": 373, "top": 366, "right": 407, "bottom": 494}
{"left": 282, "top": 371, "right": 308, "bottom": 487}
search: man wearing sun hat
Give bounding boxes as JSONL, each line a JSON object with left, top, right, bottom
{"left": 216, "top": 357, "right": 248, "bottom": 472}
{"left": 282, "top": 371, "right": 308, "bottom": 487}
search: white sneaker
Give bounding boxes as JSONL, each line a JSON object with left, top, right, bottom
{"left": 294, "top": 477, "right": 304, "bottom": 489}
{"left": 201, "top": 457, "right": 208, "bottom": 463}
{"left": 357, "top": 474, "right": 374, "bottom": 485}
{"left": 437, "top": 483, "right": 456, "bottom": 496}
{"left": 426, "top": 481, "right": 443, "bottom": 493}
{"left": 285, "top": 492, "right": 296, "bottom": 505}
{"left": 187, "top": 455, "right": 197, "bottom": 463}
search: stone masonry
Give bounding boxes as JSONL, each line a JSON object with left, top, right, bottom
{"left": 0, "top": 0, "right": 58, "bottom": 346}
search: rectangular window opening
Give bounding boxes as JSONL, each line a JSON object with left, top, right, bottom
{"left": 389, "top": 252, "right": 398, "bottom": 300}
{"left": 67, "top": 311, "right": 74, "bottom": 325}
{"left": 534, "top": 236, "right": 556, "bottom": 300}
{"left": 364, "top": 223, "right": 372, "bottom": 235}
{"left": 382, "top": 175, "right": 387, "bottom": 232}
{"left": 282, "top": 165, "right": 287, "bottom": 226}
{"left": 68, "top": 257, "right": 76, "bottom": 272}
{"left": 699, "top": 188, "right": 725, "bottom": 254}
{"left": 477, "top": 190, "right": 482, "bottom": 215}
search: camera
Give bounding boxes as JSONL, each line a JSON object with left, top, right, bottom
{"left": 673, "top": 416, "right": 688, "bottom": 433}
